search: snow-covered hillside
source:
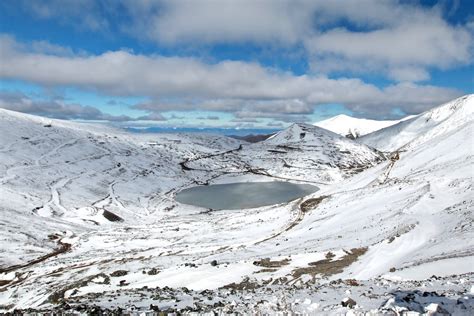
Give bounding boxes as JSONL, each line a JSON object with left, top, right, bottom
{"left": 238, "top": 123, "right": 385, "bottom": 183}
{"left": 359, "top": 94, "right": 474, "bottom": 151}
{"left": 314, "top": 114, "right": 412, "bottom": 138}
{"left": 0, "top": 95, "right": 473, "bottom": 314}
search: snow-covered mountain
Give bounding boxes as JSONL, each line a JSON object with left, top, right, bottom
{"left": 314, "top": 114, "right": 412, "bottom": 138}
{"left": 245, "top": 123, "right": 385, "bottom": 182}
{"left": 0, "top": 96, "right": 473, "bottom": 314}
{"left": 359, "top": 94, "right": 474, "bottom": 151}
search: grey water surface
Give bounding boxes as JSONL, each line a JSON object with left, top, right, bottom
{"left": 176, "top": 181, "right": 319, "bottom": 210}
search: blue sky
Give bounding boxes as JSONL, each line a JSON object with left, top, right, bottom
{"left": 0, "top": 0, "right": 472, "bottom": 128}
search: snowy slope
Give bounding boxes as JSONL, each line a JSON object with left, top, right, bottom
{"left": 314, "top": 114, "right": 412, "bottom": 137}
{"left": 245, "top": 123, "right": 385, "bottom": 182}
{"left": 359, "top": 94, "right": 474, "bottom": 152}
{"left": 0, "top": 97, "right": 473, "bottom": 314}
{"left": 0, "top": 108, "right": 242, "bottom": 266}
{"left": 182, "top": 123, "right": 385, "bottom": 184}
{"left": 0, "top": 111, "right": 381, "bottom": 268}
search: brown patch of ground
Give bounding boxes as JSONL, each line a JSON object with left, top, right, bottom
{"left": 255, "top": 195, "right": 328, "bottom": 246}
{"left": 325, "top": 251, "right": 336, "bottom": 259}
{"left": 253, "top": 258, "right": 291, "bottom": 268}
{"left": 221, "top": 277, "right": 261, "bottom": 291}
{"left": 300, "top": 196, "right": 329, "bottom": 213}
{"left": 292, "top": 247, "right": 368, "bottom": 279}
{"left": 276, "top": 145, "right": 301, "bottom": 151}
{"left": 345, "top": 279, "right": 360, "bottom": 286}
{"left": 0, "top": 273, "right": 29, "bottom": 293}
{"left": 254, "top": 268, "right": 278, "bottom": 274}
{"left": 0, "top": 280, "right": 12, "bottom": 287}
{"left": 48, "top": 273, "right": 111, "bottom": 304}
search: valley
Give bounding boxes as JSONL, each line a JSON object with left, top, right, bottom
{"left": 0, "top": 95, "right": 473, "bottom": 314}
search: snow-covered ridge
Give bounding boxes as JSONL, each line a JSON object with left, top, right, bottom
{"left": 359, "top": 94, "right": 474, "bottom": 151}
{"left": 314, "top": 114, "right": 410, "bottom": 138}
{"left": 265, "top": 122, "right": 342, "bottom": 144}
{"left": 251, "top": 122, "right": 385, "bottom": 182}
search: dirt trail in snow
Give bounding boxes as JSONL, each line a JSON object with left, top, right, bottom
{"left": 179, "top": 144, "right": 326, "bottom": 185}
{"left": 33, "top": 178, "right": 72, "bottom": 217}
{"left": 0, "top": 165, "right": 25, "bottom": 184}
{"left": 245, "top": 165, "right": 329, "bottom": 185}
{"left": 34, "top": 139, "right": 80, "bottom": 166}
{"left": 179, "top": 144, "right": 243, "bottom": 171}
{"left": 253, "top": 196, "right": 329, "bottom": 245}
{"left": 368, "top": 150, "right": 400, "bottom": 186}
{"left": 0, "top": 241, "right": 71, "bottom": 275}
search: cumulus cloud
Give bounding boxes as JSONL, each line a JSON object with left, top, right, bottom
{"left": 149, "top": 0, "right": 469, "bottom": 82}
{"left": 4, "top": 0, "right": 472, "bottom": 83}
{"left": 136, "top": 0, "right": 312, "bottom": 44}
{"left": 0, "top": 35, "right": 463, "bottom": 120}
{"left": 306, "top": 18, "right": 473, "bottom": 81}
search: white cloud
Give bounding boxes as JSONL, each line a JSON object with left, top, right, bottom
{"left": 306, "top": 17, "right": 473, "bottom": 81}
{"left": 122, "top": 0, "right": 473, "bottom": 82}
{"left": 0, "top": 35, "right": 463, "bottom": 120}
{"left": 141, "top": 0, "right": 312, "bottom": 44}
{"left": 5, "top": 0, "right": 473, "bottom": 82}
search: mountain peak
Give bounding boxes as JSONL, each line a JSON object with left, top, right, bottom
{"left": 314, "top": 114, "right": 407, "bottom": 137}
{"left": 265, "top": 121, "right": 341, "bottom": 145}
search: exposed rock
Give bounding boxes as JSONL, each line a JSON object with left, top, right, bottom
{"left": 102, "top": 210, "right": 123, "bottom": 222}
{"left": 110, "top": 270, "right": 128, "bottom": 277}
{"left": 147, "top": 268, "right": 160, "bottom": 275}
{"left": 341, "top": 297, "right": 357, "bottom": 308}
{"left": 253, "top": 258, "right": 290, "bottom": 268}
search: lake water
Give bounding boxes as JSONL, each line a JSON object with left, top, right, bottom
{"left": 176, "top": 181, "right": 319, "bottom": 210}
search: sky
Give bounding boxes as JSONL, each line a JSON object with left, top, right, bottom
{"left": 0, "top": 0, "right": 473, "bottom": 129}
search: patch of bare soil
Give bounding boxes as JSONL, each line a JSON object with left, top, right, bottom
{"left": 253, "top": 258, "right": 291, "bottom": 268}
{"left": 292, "top": 248, "right": 368, "bottom": 279}
{"left": 255, "top": 196, "right": 328, "bottom": 246}
{"left": 221, "top": 277, "right": 262, "bottom": 291}
{"left": 0, "top": 280, "right": 12, "bottom": 287}
{"left": 300, "top": 195, "right": 329, "bottom": 213}
{"left": 276, "top": 145, "right": 301, "bottom": 151}
{"left": 48, "top": 273, "right": 111, "bottom": 304}
{"left": 254, "top": 268, "right": 277, "bottom": 273}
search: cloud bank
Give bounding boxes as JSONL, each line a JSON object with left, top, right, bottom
{"left": 0, "top": 35, "right": 463, "bottom": 121}
{"left": 0, "top": 0, "right": 472, "bottom": 122}
{"left": 6, "top": 0, "right": 472, "bottom": 81}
